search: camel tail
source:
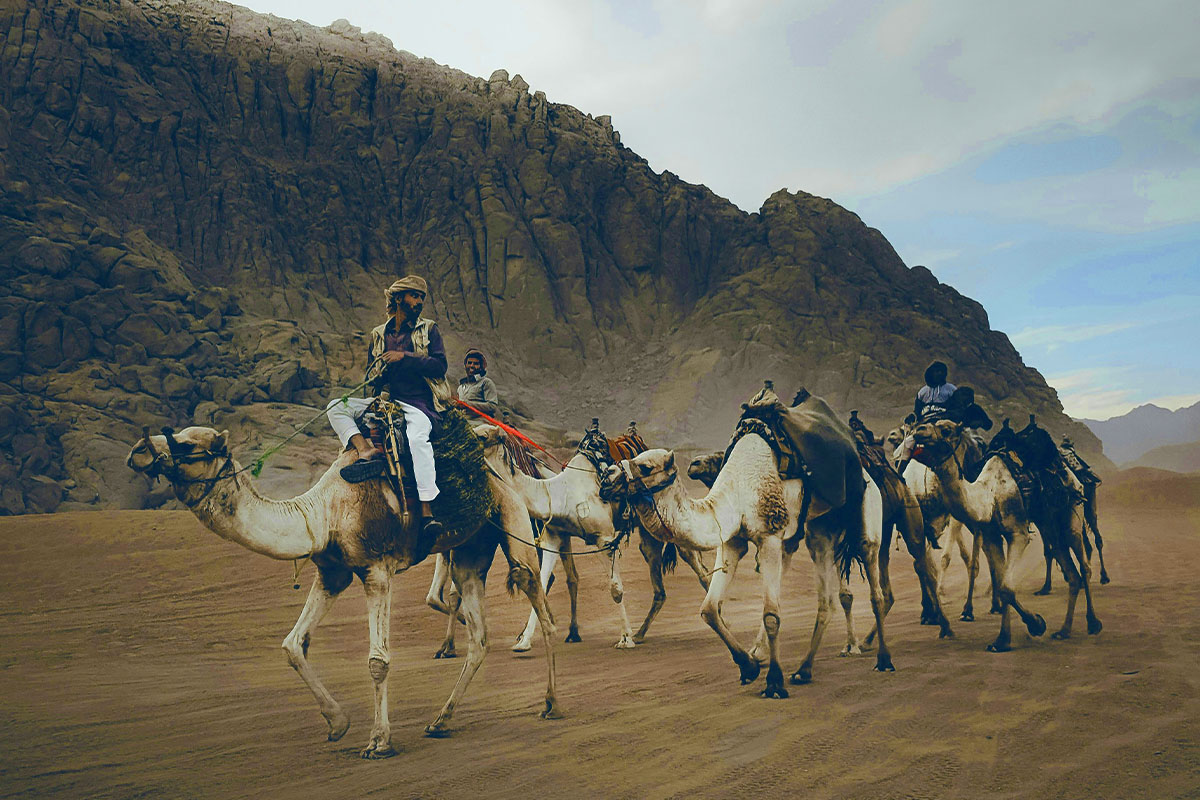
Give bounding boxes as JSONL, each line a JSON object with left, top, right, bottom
{"left": 661, "top": 543, "right": 678, "bottom": 574}
{"left": 833, "top": 504, "right": 867, "bottom": 583}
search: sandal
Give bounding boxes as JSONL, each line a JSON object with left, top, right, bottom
{"left": 340, "top": 457, "right": 386, "bottom": 483}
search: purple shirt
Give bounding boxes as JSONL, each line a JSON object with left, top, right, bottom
{"left": 375, "top": 317, "right": 447, "bottom": 421}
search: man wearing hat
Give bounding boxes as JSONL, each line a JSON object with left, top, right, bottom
{"left": 325, "top": 275, "right": 451, "bottom": 539}
{"left": 457, "top": 348, "right": 500, "bottom": 417}
{"left": 894, "top": 360, "right": 958, "bottom": 474}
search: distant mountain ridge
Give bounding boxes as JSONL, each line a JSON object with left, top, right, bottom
{"left": 1126, "top": 440, "right": 1200, "bottom": 473}
{"left": 0, "top": 0, "right": 1104, "bottom": 513}
{"left": 1081, "top": 401, "right": 1200, "bottom": 465}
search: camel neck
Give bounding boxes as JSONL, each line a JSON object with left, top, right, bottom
{"left": 927, "top": 448, "right": 992, "bottom": 527}
{"left": 633, "top": 482, "right": 725, "bottom": 551}
{"left": 190, "top": 464, "right": 327, "bottom": 560}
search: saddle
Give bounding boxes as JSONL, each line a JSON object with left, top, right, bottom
{"left": 986, "top": 417, "right": 1080, "bottom": 521}
{"left": 728, "top": 386, "right": 864, "bottom": 512}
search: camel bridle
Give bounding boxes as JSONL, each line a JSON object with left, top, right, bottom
{"left": 137, "top": 426, "right": 235, "bottom": 506}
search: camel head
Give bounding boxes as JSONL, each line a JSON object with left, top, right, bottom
{"left": 884, "top": 427, "right": 906, "bottom": 455}
{"left": 599, "top": 448, "right": 677, "bottom": 501}
{"left": 687, "top": 451, "right": 724, "bottom": 489}
{"left": 910, "top": 419, "right": 961, "bottom": 466}
{"left": 127, "top": 425, "right": 231, "bottom": 490}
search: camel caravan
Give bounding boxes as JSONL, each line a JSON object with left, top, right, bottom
{"left": 124, "top": 277, "right": 1108, "bottom": 758}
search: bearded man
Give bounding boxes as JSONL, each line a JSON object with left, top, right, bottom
{"left": 325, "top": 275, "right": 450, "bottom": 538}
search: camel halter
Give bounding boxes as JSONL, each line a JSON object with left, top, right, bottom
{"left": 140, "top": 426, "right": 236, "bottom": 507}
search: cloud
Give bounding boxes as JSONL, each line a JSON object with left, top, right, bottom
{"left": 1010, "top": 321, "right": 1139, "bottom": 353}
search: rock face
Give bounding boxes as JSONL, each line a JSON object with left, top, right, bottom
{"left": 0, "top": 0, "right": 1106, "bottom": 513}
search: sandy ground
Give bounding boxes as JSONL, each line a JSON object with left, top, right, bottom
{"left": 2, "top": 477, "right": 1198, "bottom": 800}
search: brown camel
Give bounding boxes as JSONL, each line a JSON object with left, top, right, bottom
{"left": 912, "top": 420, "right": 1102, "bottom": 650}
{"left": 127, "top": 425, "right": 560, "bottom": 758}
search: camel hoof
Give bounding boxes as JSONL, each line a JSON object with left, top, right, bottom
{"left": 839, "top": 644, "right": 862, "bottom": 657}
{"left": 990, "top": 604, "right": 1003, "bottom": 615}
{"left": 760, "top": 684, "right": 789, "bottom": 699}
{"left": 433, "top": 645, "right": 457, "bottom": 659}
{"left": 540, "top": 701, "right": 565, "bottom": 720}
{"left": 789, "top": 669, "right": 812, "bottom": 685}
{"left": 1051, "top": 630, "right": 1070, "bottom": 640}
{"left": 359, "top": 740, "right": 396, "bottom": 759}
{"left": 1034, "top": 587, "right": 1051, "bottom": 596}
{"left": 325, "top": 710, "right": 351, "bottom": 742}
{"left": 919, "top": 614, "right": 938, "bottom": 626}
{"left": 1027, "top": 614, "right": 1047, "bottom": 637}
{"left": 424, "top": 724, "right": 452, "bottom": 739}
{"left": 511, "top": 639, "right": 533, "bottom": 653}
{"left": 565, "top": 628, "right": 582, "bottom": 644}
{"left": 986, "top": 641, "right": 1012, "bottom": 653}
{"left": 939, "top": 627, "right": 955, "bottom": 639}
{"left": 874, "top": 657, "right": 896, "bottom": 673}
{"left": 960, "top": 611, "right": 974, "bottom": 622}
{"left": 632, "top": 633, "right": 647, "bottom": 645}
{"left": 737, "top": 658, "right": 761, "bottom": 685}
{"left": 1099, "top": 573, "right": 1110, "bottom": 585}
{"left": 1088, "top": 617, "right": 1103, "bottom": 635}
{"left": 613, "top": 636, "right": 637, "bottom": 649}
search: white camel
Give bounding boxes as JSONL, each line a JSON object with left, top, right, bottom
{"left": 911, "top": 419, "right": 1102, "bottom": 650}
{"left": 127, "top": 425, "right": 560, "bottom": 758}
{"left": 887, "top": 421, "right": 997, "bottom": 621}
{"left": 609, "top": 432, "right": 892, "bottom": 699}
{"left": 428, "top": 425, "right": 710, "bottom": 654}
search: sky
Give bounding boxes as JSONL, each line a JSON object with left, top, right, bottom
{"left": 240, "top": 0, "right": 1200, "bottom": 421}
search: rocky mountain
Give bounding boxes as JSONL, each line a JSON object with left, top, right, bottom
{"left": 0, "top": 0, "right": 1106, "bottom": 514}
{"left": 1081, "top": 401, "right": 1200, "bottom": 465}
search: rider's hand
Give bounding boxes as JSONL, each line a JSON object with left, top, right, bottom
{"left": 381, "top": 350, "right": 407, "bottom": 363}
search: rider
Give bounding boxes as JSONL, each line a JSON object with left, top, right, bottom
{"left": 456, "top": 348, "right": 500, "bottom": 417}
{"left": 895, "top": 360, "right": 957, "bottom": 474}
{"left": 325, "top": 275, "right": 451, "bottom": 539}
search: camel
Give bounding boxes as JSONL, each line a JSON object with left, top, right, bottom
{"left": 689, "top": 448, "right": 952, "bottom": 642}
{"left": 911, "top": 419, "right": 1102, "bottom": 650}
{"left": 1036, "top": 452, "right": 1110, "bottom": 593}
{"left": 429, "top": 425, "right": 711, "bottom": 654}
{"left": 887, "top": 421, "right": 996, "bottom": 621}
{"left": 126, "top": 425, "right": 560, "bottom": 758}
{"left": 609, "top": 432, "right": 892, "bottom": 699}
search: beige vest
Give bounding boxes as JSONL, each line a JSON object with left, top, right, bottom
{"left": 365, "top": 317, "right": 453, "bottom": 411}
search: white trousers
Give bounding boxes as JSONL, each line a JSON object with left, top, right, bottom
{"left": 325, "top": 396, "right": 440, "bottom": 501}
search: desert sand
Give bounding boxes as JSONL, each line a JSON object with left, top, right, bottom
{"left": 1, "top": 475, "right": 1197, "bottom": 799}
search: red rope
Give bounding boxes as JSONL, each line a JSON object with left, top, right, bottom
{"left": 454, "top": 399, "right": 567, "bottom": 468}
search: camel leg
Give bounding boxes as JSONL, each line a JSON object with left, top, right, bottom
{"left": 1053, "top": 508, "right": 1102, "bottom": 638}
{"left": 862, "top": 536, "right": 895, "bottom": 672}
{"left": 698, "top": 538, "right": 759, "bottom": 685}
{"left": 898, "top": 507, "right": 952, "bottom": 638}
{"left": 426, "top": 554, "right": 462, "bottom": 659}
{"left": 498, "top": 524, "right": 563, "bottom": 719}
{"left": 513, "top": 532, "right": 561, "bottom": 652}
{"left": 608, "top": 547, "right": 637, "bottom": 649}
{"left": 757, "top": 536, "right": 788, "bottom": 698}
{"left": 633, "top": 531, "right": 666, "bottom": 644}
{"left": 560, "top": 538, "right": 582, "bottom": 642}
{"left": 1035, "top": 533, "right": 1054, "bottom": 595}
{"left": 425, "top": 545, "right": 491, "bottom": 737}
{"left": 679, "top": 545, "right": 712, "bottom": 591}
{"left": 791, "top": 536, "right": 838, "bottom": 685}
{"left": 863, "top": 524, "right": 896, "bottom": 647}
{"left": 1085, "top": 489, "right": 1110, "bottom": 585}
{"left": 838, "top": 574, "right": 862, "bottom": 655}
{"left": 281, "top": 571, "right": 351, "bottom": 743}
{"left": 360, "top": 564, "right": 396, "bottom": 759}
{"left": 984, "top": 530, "right": 1046, "bottom": 652}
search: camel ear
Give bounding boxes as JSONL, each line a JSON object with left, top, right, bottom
{"left": 214, "top": 430, "right": 229, "bottom": 453}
